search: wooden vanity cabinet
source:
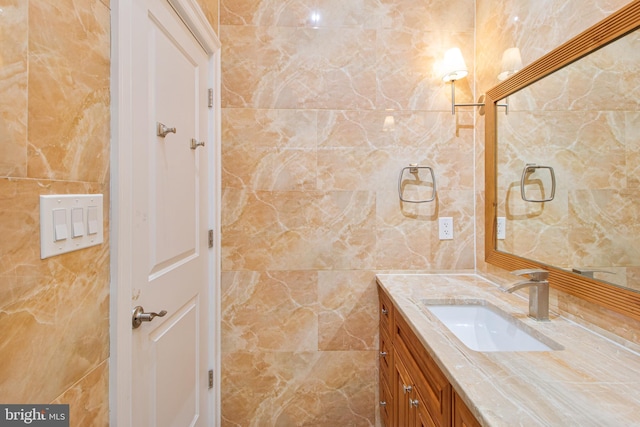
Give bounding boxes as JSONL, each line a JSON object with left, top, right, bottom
{"left": 378, "top": 287, "right": 481, "bottom": 427}
{"left": 379, "top": 289, "right": 394, "bottom": 427}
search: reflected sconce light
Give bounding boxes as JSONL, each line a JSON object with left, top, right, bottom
{"left": 383, "top": 109, "right": 395, "bottom": 132}
{"left": 497, "top": 47, "right": 523, "bottom": 81}
{"left": 496, "top": 47, "right": 523, "bottom": 114}
{"left": 383, "top": 115, "right": 395, "bottom": 132}
{"left": 442, "top": 47, "right": 485, "bottom": 115}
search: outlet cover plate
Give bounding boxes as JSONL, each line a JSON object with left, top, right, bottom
{"left": 497, "top": 217, "right": 506, "bottom": 240}
{"left": 439, "top": 217, "right": 454, "bottom": 240}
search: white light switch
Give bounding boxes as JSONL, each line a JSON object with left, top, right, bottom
{"left": 87, "top": 206, "right": 98, "bottom": 235}
{"left": 40, "top": 194, "right": 104, "bottom": 259}
{"left": 72, "top": 207, "right": 85, "bottom": 238}
{"left": 53, "top": 209, "right": 68, "bottom": 241}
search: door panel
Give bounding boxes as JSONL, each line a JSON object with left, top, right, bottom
{"left": 131, "top": 0, "right": 210, "bottom": 425}
{"left": 152, "top": 299, "right": 198, "bottom": 427}
{"left": 150, "top": 13, "right": 199, "bottom": 273}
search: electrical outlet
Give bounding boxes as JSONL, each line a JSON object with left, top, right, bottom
{"left": 497, "top": 217, "right": 506, "bottom": 240}
{"left": 439, "top": 217, "right": 454, "bottom": 240}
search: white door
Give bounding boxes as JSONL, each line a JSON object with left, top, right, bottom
{"left": 130, "top": 0, "right": 211, "bottom": 425}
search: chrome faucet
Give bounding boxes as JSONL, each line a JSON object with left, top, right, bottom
{"left": 571, "top": 267, "right": 614, "bottom": 279}
{"left": 503, "top": 269, "right": 550, "bottom": 321}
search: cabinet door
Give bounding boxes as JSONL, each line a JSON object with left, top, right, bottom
{"left": 453, "top": 392, "right": 481, "bottom": 427}
{"left": 380, "top": 374, "right": 393, "bottom": 427}
{"left": 415, "top": 393, "right": 437, "bottom": 427}
{"left": 394, "top": 355, "right": 437, "bottom": 427}
{"left": 394, "top": 351, "right": 413, "bottom": 427}
{"left": 395, "top": 311, "right": 451, "bottom": 427}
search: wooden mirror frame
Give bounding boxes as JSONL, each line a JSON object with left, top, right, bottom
{"left": 484, "top": 0, "right": 640, "bottom": 322}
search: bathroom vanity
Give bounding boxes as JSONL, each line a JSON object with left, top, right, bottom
{"left": 379, "top": 281, "right": 479, "bottom": 427}
{"left": 377, "top": 273, "right": 640, "bottom": 426}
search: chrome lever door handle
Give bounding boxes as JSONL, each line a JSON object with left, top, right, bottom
{"left": 132, "top": 306, "right": 167, "bottom": 329}
{"left": 157, "top": 122, "right": 177, "bottom": 138}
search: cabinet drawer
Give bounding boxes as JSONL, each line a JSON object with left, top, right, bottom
{"left": 379, "top": 375, "right": 393, "bottom": 427}
{"left": 395, "top": 312, "right": 451, "bottom": 427}
{"left": 379, "top": 328, "right": 393, "bottom": 384}
{"left": 378, "top": 285, "right": 394, "bottom": 338}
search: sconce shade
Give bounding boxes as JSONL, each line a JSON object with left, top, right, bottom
{"left": 442, "top": 48, "right": 468, "bottom": 82}
{"left": 498, "top": 47, "right": 523, "bottom": 80}
{"left": 383, "top": 115, "right": 395, "bottom": 132}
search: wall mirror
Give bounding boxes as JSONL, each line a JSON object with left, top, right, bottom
{"left": 485, "top": 0, "right": 640, "bottom": 321}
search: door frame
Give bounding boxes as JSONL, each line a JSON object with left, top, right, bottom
{"left": 110, "top": 0, "right": 221, "bottom": 425}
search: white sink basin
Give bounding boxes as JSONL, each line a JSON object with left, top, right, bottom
{"left": 423, "top": 300, "right": 562, "bottom": 352}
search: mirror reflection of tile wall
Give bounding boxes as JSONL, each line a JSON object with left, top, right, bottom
{"left": 495, "top": 29, "right": 640, "bottom": 291}
{"left": 475, "top": 0, "right": 635, "bottom": 275}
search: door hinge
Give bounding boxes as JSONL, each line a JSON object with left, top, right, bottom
{"left": 208, "top": 369, "right": 214, "bottom": 389}
{"left": 208, "top": 88, "right": 213, "bottom": 108}
{"left": 208, "top": 229, "right": 214, "bottom": 248}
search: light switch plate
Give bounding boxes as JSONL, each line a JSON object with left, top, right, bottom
{"left": 40, "top": 194, "right": 104, "bottom": 259}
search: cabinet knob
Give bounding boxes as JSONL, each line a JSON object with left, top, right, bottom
{"left": 410, "top": 398, "right": 419, "bottom": 408}
{"left": 379, "top": 401, "right": 387, "bottom": 407}
{"left": 379, "top": 351, "right": 387, "bottom": 358}
{"left": 403, "top": 384, "right": 412, "bottom": 394}
{"left": 381, "top": 308, "right": 389, "bottom": 316}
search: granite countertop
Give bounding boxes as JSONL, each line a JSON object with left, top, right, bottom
{"left": 376, "top": 273, "right": 640, "bottom": 427}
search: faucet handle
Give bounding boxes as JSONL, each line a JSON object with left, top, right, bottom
{"left": 511, "top": 268, "right": 549, "bottom": 281}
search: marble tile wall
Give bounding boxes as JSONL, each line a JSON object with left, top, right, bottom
{"left": 0, "top": 0, "right": 110, "bottom": 425}
{"left": 196, "top": 0, "right": 219, "bottom": 34}
{"left": 220, "top": 0, "right": 476, "bottom": 425}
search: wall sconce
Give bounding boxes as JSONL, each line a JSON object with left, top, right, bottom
{"left": 442, "top": 48, "right": 485, "bottom": 115}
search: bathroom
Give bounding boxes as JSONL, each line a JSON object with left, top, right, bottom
{"left": 1, "top": 0, "right": 639, "bottom": 425}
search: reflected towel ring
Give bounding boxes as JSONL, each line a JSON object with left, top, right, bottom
{"left": 520, "top": 163, "right": 556, "bottom": 202}
{"left": 398, "top": 164, "right": 437, "bottom": 203}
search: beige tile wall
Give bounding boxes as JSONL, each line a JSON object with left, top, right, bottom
{"left": 220, "top": 0, "right": 476, "bottom": 425}
{"left": 3, "top": 0, "right": 638, "bottom": 425}
{"left": 197, "top": 0, "right": 219, "bottom": 34}
{"left": 0, "top": 0, "right": 110, "bottom": 424}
